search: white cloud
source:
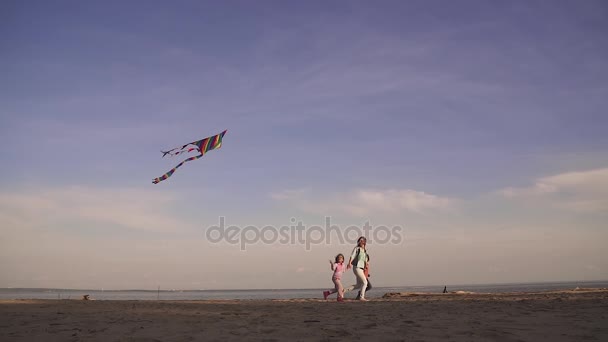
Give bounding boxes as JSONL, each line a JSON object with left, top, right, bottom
{"left": 355, "top": 189, "right": 453, "bottom": 214}
{"left": 498, "top": 167, "right": 608, "bottom": 212}
{"left": 271, "top": 188, "right": 454, "bottom": 217}
{"left": 0, "top": 186, "right": 192, "bottom": 233}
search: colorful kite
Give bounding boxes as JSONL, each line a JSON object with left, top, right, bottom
{"left": 153, "top": 130, "right": 227, "bottom": 184}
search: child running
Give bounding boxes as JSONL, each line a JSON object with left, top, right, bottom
{"left": 323, "top": 253, "right": 346, "bottom": 302}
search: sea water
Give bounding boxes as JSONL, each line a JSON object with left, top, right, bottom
{"left": 1, "top": 281, "right": 607, "bottom": 300}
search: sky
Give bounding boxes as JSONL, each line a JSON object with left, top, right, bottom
{"left": 1, "top": 0, "right": 607, "bottom": 290}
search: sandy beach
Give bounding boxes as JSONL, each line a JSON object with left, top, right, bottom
{"left": 1, "top": 289, "right": 607, "bottom": 341}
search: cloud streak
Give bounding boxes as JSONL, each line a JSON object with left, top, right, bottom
{"left": 0, "top": 185, "right": 192, "bottom": 234}
{"left": 498, "top": 167, "right": 608, "bottom": 212}
{"left": 271, "top": 188, "right": 455, "bottom": 217}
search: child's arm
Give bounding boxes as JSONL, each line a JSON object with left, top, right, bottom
{"left": 329, "top": 260, "right": 334, "bottom": 270}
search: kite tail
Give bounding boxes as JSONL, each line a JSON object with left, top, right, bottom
{"left": 152, "top": 154, "right": 204, "bottom": 184}
{"left": 163, "top": 147, "right": 198, "bottom": 157}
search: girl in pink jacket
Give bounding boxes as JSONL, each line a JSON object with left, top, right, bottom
{"left": 323, "top": 253, "right": 346, "bottom": 302}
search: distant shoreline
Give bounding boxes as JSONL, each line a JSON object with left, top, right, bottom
{"left": 3, "top": 287, "right": 607, "bottom": 302}
{"left": 2, "top": 279, "right": 607, "bottom": 292}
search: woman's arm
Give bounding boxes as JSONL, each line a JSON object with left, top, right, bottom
{"left": 347, "top": 247, "right": 358, "bottom": 269}
{"left": 350, "top": 247, "right": 359, "bottom": 260}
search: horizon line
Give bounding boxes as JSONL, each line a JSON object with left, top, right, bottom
{"left": 2, "top": 279, "right": 607, "bottom": 292}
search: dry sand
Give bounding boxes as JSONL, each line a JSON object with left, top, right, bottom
{"left": 1, "top": 289, "right": 607, "bottom": 341}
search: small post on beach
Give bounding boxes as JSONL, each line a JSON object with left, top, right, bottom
{"left": 157, "top": 286, "right": 160, "bottom": 300}
{"left": 443, "top": 286, "right": 447, "bottom": 294}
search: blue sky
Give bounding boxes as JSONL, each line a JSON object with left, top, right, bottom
{"left": 1, "top": 1, "right": 607, "bottom": 289}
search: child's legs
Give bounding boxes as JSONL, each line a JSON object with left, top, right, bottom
{"left": 330, "top": 278, "right": 340, "bottom": 294}
{"left": 333, "top": 278, "right": 344, "bottom": 298}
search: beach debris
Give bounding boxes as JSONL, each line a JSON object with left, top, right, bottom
{"left": 82, "top": 295, "right": 90, "bottom": 300}
{"left": 153, "top": 130, "right": 227, "bottom": 184}
{"left": 382, "top": 291, "right": 477, "bottom": 298}
{"left": 382, "top": 292, "right": 421, "bottom": 298}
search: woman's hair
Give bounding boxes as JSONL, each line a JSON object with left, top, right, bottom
{"left": 357, "top": 236, "right": 367, "bottom": 244}
{"left": 335, "top": 253, "right": 345, "bottom": 263}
